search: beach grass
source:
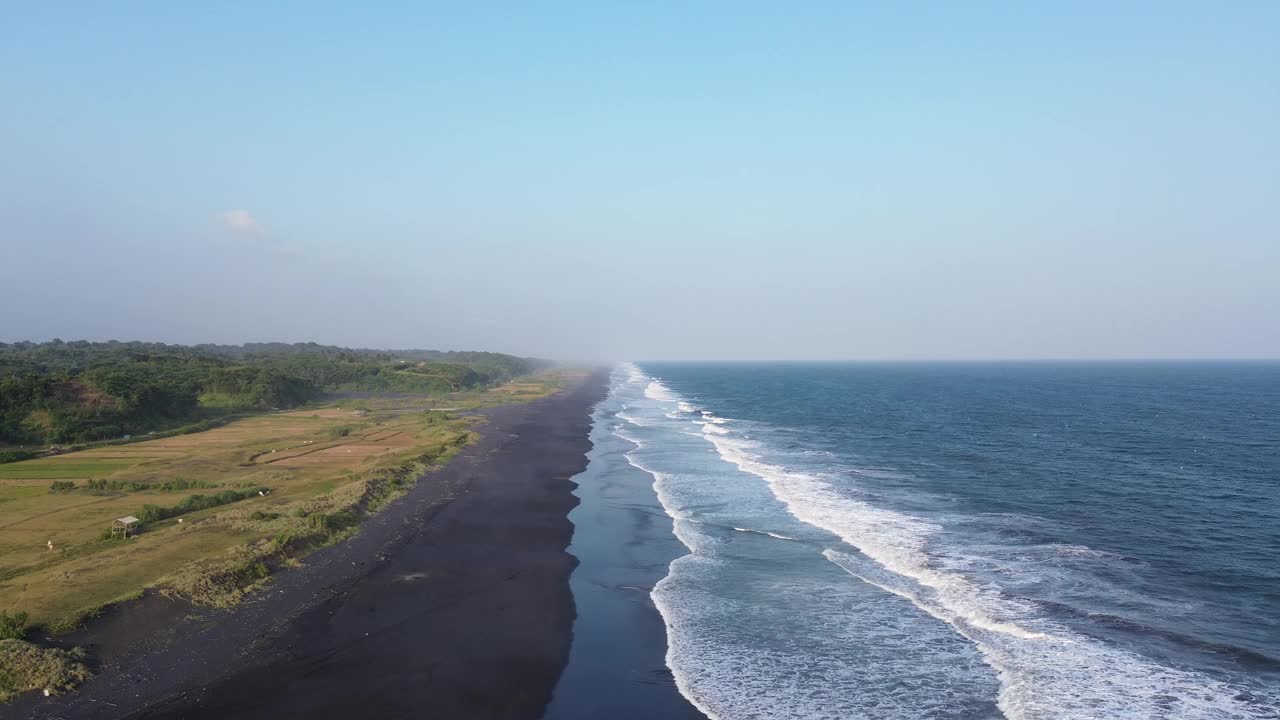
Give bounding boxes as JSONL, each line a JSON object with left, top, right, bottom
{"left": 0, "top": 639, "right": 92, "bottom": 701}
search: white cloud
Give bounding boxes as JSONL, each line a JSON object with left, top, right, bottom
{"left": 218, "top": 209, "right": 265, "bottom": 236}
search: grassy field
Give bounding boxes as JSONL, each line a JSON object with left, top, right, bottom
{"left": 0, "top": 459, "right": 145, "bottom": 480}
{"left": 0, "top": 369, "right": 578, "bottom": 631}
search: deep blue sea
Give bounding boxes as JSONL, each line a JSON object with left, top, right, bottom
{"left": 603, "top": 362, "right": 1280, "bottom": 720}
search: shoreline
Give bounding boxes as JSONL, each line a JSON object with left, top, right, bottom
{"left": 5, "top": 369, "right": 610, "bottom": 720}
{"left": 544, "top": 373, "right": 704, "bottom": 720}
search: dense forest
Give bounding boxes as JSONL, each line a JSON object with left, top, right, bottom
{"left": 0, "top": 340, "right": 546, "bottom": 446}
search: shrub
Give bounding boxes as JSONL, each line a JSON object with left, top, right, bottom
{"left": 0, "top": 611, "right": 28, "bottom": 641}
{"left": 158, "top": 478, "right": 215, "bottom": 492}
{"left": 48, "top": 481, "right": 76, "bottom": 493}
{"left": 270, "top": 531, "right": 321, "bottom": 554}
{"left": 310, "top": 510, "right": 358, "bottom": 532}
{"left": 0, "top": 450, "right": 37, "bottom": 464}
{"left": 132, "top": 487, "right": 268, "bottom": 526}
{"left": 249, "top": 510, "right": 280, "bottom": 521}
{"left": 421, "top": 410, "right": 450, "bottom": 424}
{"left": 243, "top": 561, "right": 269, "bottom": 582}
{"left": 327, "top": 425, "right": 353, "bottom": 439}
{"left": 86, "top": 477, "right": 214, "bottom": 493}
{"left": 0, "top": 639, "right": 91, "bottom": 701}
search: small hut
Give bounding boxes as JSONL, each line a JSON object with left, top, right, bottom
{"left": 112, "top": 516, "right": 140, "bottom": 538}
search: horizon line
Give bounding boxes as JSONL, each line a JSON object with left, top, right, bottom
{"left": 625, "top": 357, "right": 1280, "bottom": 364}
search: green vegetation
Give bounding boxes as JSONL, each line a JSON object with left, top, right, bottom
{"left": 0, "top": 458, "right": 140, "bottom": 479}
{"left": 0, "top": 397, "right": 501, "bottom": 627}
{"left": 134, "top": 488, "right": 268, "bottom": 526}
{"left": 0, "top": 359, "right": 577, "bottom": 703}
{"left": 86, "top": 478, "right": 216, "bottom": 493}
{"left": 0, "top": 612, "right": 26, "bottom": 641}
{"left": 0, "top": 340, "right": 547, "bottom": 446}
{"left": 46, "top": 478, "right": 219, "bottom": 494}
{"left": 0, "top": 640, "right": 91, "bottom": 701}
{"left": 0, "top": 613, "right": 83, "bottom": 703}
{"left": 0, "top": 450, "right": 36, "bottom": 465}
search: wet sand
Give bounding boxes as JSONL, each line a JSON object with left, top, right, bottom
{"left": 543, "top": 390, "right": 704, "bottom": 719}
{"left": 7, "top": 370, "right": 609, "bottom": 720}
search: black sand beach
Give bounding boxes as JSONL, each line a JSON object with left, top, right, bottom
{"left": 5, "top": 370, "right": 609, "bottom": 720}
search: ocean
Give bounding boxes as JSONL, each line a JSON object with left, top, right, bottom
{"left": 555, "top": 361, "right": 1280, "bottom": 720}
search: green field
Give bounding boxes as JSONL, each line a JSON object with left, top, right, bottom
{"left": 0, "top": 370, "right": 577, "bottom": 630}
{"left": 0, "top": 459, "right": 145, "bottom": 480}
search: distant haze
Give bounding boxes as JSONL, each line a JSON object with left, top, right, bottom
{"left": 2, "top": 3, "right": 1277, "bottom": 361}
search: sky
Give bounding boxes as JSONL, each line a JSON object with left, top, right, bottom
{"left": 2, "top": 2, "right": 1278, "bottom": 361}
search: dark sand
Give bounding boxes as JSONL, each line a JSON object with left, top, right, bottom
{"left": 6, "top": 370, "right": 608, "bottom": 720}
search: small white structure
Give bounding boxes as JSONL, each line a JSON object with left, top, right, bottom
{"left": 112, "top": 516, "right": 140, "bottom": 538}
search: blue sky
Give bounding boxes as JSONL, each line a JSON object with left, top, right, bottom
{"left": 2, "top": 2, "right": 1277, "bottom": 360}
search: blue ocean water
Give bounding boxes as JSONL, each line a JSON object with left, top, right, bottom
{"left": 611, "top": 362, "right": 1280, "bottom": 720}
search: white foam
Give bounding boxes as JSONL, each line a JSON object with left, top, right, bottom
{"left": 824, "top": 548, "right": 1274, "bottom": 720}
{"left": 615, "top": 426, "right": 720, "bottom": 557}
{"left": 731, "top": 527, "right": 798, "bottom": 541}
{"left": 702, "top": 429, "right": 1047, "bottom": 641}
{"left": 677, "top": 401, "right": 698, "bottom": 413}
{"left": 618, "top": 365, "right": 1002, "bottom": 720}
{"left": 1048, "top": 543, "right": 1115, "bottom": 559}
{"left": 697, "top": 412, "right": 1277, "bottom": 718}
{"left": 605, "top": 364, "right": 1277, "bottom": 718}
{"left": 615, "top": 410, "right": 654, "bottom": 427}
{"left": 645, "top": 380, "right": 679, "bottom": 402}
{"left": 621, "top": 364, "right": 647, "bottom": 385}
{"left": 652, "top": 532, "right": 1001, "bottom": 720}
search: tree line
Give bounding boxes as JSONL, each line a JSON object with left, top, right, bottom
{"left": 0, "top": 340, "right": 546, "bottom": 446}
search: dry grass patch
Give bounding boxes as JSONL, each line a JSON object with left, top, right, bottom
{"left": 0, "top": 400, "right": 479, "bottom": 629}
{"left": 0, "top": 639, "right": 91, "bottom": 701}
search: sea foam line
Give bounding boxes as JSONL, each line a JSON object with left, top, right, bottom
{"left": 612, "top": 364, "right": 733, "bottom": 720}
{"left": 731, "top": 527, "right": 798, "bottom": 541}
{"left": 699, "top": 425, "right": 1047, "bottom": 641}
{"left": 620, "top": 364, "right": 997, "bottom": 720}
{"left": 636, "top": 368, "right": 1277, "bottom": 720}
